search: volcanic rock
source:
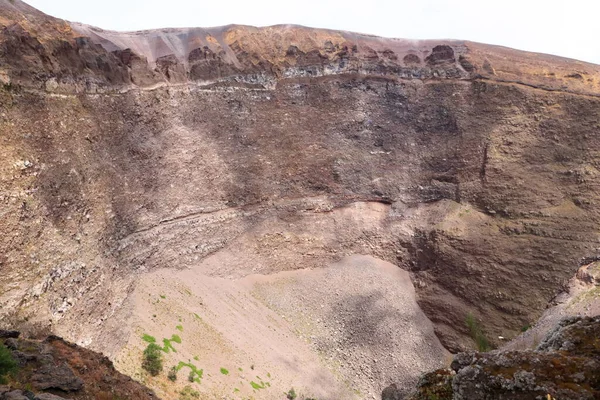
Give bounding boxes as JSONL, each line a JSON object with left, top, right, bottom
{"left": 1, "top": 0, "right": 600, "bottom": 398}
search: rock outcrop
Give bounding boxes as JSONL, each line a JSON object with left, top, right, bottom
{"left": 403, "top": 316, "right": 600, "bottom": 400}
{"left": 0, "top": 333, "right": 156, "bottom": 399}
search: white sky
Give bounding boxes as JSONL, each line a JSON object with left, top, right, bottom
{"left": 25, "top": 0, "right": 600, "bottom": 65}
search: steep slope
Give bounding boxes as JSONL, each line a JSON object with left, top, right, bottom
{"left": 503, "top": 259, "right": 600, "bottom": 352}
{"left": 1, "top": 0, "right": 600, "bottom": 398}
{"left": 114, "top": 255, "right": 449, "bottom": 399}
{"left": 0, "top": 331, "right": 156, "bottom": 399}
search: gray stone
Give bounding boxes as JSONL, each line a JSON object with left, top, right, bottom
{"left": 2, "top": 390, "right": 27, "bottom": 400}
{"left": 31, "top": 363, "right": 83, "bottom": 392}
{"left": 381, "top": 383, "right": 403, "bottom": 400}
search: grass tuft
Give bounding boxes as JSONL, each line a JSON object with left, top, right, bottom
{"left": 466, "top": 313, "right": 491, "bottom": 352}
{"left": 142, "top": 334, "right": 156, "bottom": 343}
{"left": 0, "top": 345, "right": 17, "bottom": 384}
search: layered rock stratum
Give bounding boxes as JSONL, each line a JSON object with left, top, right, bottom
{"left": 1, "top": 0, "right": 600, "bottom": 398}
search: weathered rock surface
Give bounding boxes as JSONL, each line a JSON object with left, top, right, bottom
{"left": 406, "top": 316, "right": 600, "bottom": 400}
{"left": 0, "top": 334, "right": 156, "bottom": 399}
{"left": 1, "top": 0, "right": 600, "bottom": 397}
{"left": 0, "top": 390, "right": 71, "bottom": 400}
{"left": 502, "top": 259, "right": 600, "bottom": 353}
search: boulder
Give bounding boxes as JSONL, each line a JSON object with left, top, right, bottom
{"left": 30, "top": 363, "right": 83, "bottom": 392}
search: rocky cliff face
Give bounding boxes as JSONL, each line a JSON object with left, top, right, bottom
{"left": 1, "top": 0, "right": 600, "bottom": 398}
{"left": 0, "top": 330, "right": 156, "bottom": 399}
{"left": 402, "top": 316, "right": 600, "bottom": 400}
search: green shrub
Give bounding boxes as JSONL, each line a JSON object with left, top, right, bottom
{"left": 0, "top": 345, "right": 17, "bottom": 384}
{"left": 168, "top": 366, "right": 178, "bottom": 381}
{"left": 179, "top": 385, "right": 200, "bottom": 400}
{"left": 175, "top": 361, "right": 203, "bottom": 383}
{"left": 142, "top": 343, "right": 163, "bottom": 376}
{"left": 162, "top": 334, "right": 181, "bottom": 353}
{"left": 286, "top": 387, "right": 297, "bottom": 400}
{"left": 466, "top": 313, "right": 491, "bottom": 352}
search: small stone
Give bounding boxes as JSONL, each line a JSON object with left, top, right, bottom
{"left": 3, "top": 390, "right": 28, "bottom": 400}
{"left": 45, "top": 78, "right": 59, "bottom": 92}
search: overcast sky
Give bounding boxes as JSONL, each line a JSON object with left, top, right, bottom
{"left": 25, "top": 0, "right": 600, "bottom": 65}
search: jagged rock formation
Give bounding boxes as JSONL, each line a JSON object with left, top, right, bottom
{"left": 1, "top": 0, "right": 600, "bottom": 398}
{"left": 402, "top": 316, "right": 600, "bottom": 400}
{"left": 0, "top": 331, "right": 156, "bottom": 399}
{"left": 503, "top": 260, "right": 600, "bottom": 352}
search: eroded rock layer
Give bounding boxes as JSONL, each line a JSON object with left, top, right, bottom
{"left": 1, "top": 0, "right": 600, "bottom": 395}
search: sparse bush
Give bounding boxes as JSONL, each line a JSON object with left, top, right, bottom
{"left": 168, "top": 366, "right": 178, "bottom": 381}
{"left": 0, "top": 344, "right": 17, "bottom": 384}
{"left": 286, "top": 388, "right": 297, "bottom": 400}
{"left": 466, "top": 313, "right": 491, "bottom": 352}
{"left": 188, "top": 370, "right": 195, "bottom": 382}
{"left": 142, "top": 343, "right": 163, "bottom": 376}
{"left": 179, "top": 385, "right": 200, "bottom": 400}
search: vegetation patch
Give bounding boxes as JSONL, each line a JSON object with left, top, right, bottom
{"left": 142, "top": 334, "right": 156, "bottom": 343}
{"left": 162, "top": 334, "right": 182, "bottom": 353}
{"left": 220, "top": 367, "right": 229, "bottom": 375}
{"left": 176, "top": 325, "right": 184, "bottom": 332}
{"left": 466, "top": 313, "right": 491, "bottom": 352}
{"left": 250, "top": 381, "right": 266, "bottom": 390}
{"left": 0, "top": 344, "right": 17, "bottom": 384}
{"left": 142, "top": 343, "right": 163, "bottom": 376}
{"left": 176, "top": 361, "right": 204, "bottom": 383}
{"left": 249, "top": 376, "right": 271, "bottom": 390}
{"left": 409, "top": 368, "right": 453, "bottom": 400}
{"left": 286, "top": 387, "right": 297, "bottom": 399}
{"left": 168, "top": 366, "right": 178, "bottom": 381}
{"left": 179, "top": 385, "right": 200, "bottom": 400}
